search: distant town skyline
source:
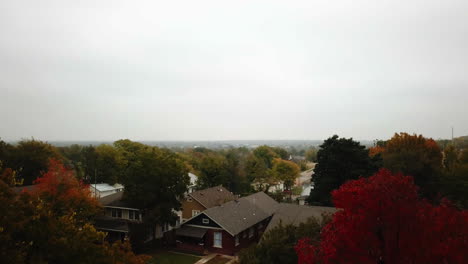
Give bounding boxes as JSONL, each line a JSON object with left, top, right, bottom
{"left": 1, "top": 0, "right": 467, "bottom": 141}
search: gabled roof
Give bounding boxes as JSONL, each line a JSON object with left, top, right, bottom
{"left": 98, "top": 191, "right": 136, "bottom": 209}
{"left": 195, "top": 192, "right": 278, "bottom": 236}
{"left": 188, "top": 185, "right": 237, "bottom": 209}
{"left": 264, "top": 203, "right": 336, "bottom": 234}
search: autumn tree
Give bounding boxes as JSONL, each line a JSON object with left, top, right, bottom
{"left": 382, "top": 133, "right": 442, "bottom": 198}
{"left": 252, "top": 145, "right": 280, "bottom": 168}
{"left": 272, "top": 158, "right": 300, "bottom": 191}
{"left": 308, "top": 135, "right": 380, "bottom": 206}
{"left": 33, "top": 159, "right": 100, "bottom": 222}
{"left": 296, "top": 169, "right": 468, "bottom": 264}
{"left": 0, "top": 161, "right": 149, "bottom": 264}
{"left": 246, "top": 145, "right": 289, "bottom": 192}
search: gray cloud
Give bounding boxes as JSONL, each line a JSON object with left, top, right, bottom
{"left": 1, "top": 0, "right": 467, "bottom": 141}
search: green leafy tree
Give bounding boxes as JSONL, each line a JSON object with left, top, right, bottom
{"left": 95, "top": 144, "right": 127, "bottom": 184}
{"left": 308, "top": 135, "right": 380, "bottom": 206}
{"left": 246, "top": 154, "right": 274, "bottom": 192}
{"left": 223, "top": 147, "right": 251, "bottom": 194}
{"left": 195, "top": 152, "right": 230, "bottom": 189}
{"left": 239, "top": 217, "right": 328, "bottom": 264}
{"left": 8, "top": 139, "right": 63, "bottom": 185}
{"left": 305, "top": 148, "right": 317, "bottom": 162}
{"left": 119, "top": 142, "right": 189, "bottom": 240}
{"left": 440, "top": 148, "right": 468, "bottom": 208}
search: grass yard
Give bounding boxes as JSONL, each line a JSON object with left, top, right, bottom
{"left": 148, "top": 251, "right": 201, "bottom": 264}
{"left": 204, "top": 256, "right": 231, "bottom": 264}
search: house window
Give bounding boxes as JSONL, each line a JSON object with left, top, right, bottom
{"left": 187, "top": 197, "right": 193, "bottom": 202}
{"left": 213, "top": 231, "right": 222, "bottom": 248}
{"left": 192, "top": 210, "right": 200, "bottom": 217}
{"left": 111, "top": 209, "right": 122, "bottom": 218}
{"left": 248, "top": 227, "right": 254, "bottom": 238}
{"left": 235, "top": 235, "right": 239, "bottom": 246}
{"left": 202, "top": 218, "right": 209, "bottom": 224}
{"left": 129, "top": 210, "right": 140, "bottom": 220}
{"left": 242, "top": 231, "right": 247, "bottom": 239}
{"left": 258, "top": 223, "right": 263, "bottom": 230}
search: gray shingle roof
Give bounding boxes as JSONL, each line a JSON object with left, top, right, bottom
{"left": 202, "top": 192, "right": 278, "bottom": 236}
{"left": 94, "top": 215, "right": 129, "bottom": 233}
{"left": 188, "top": 185, "right": 237, "bottom": 209}
{"left": 264, "top": 203, "right": 337, "bottom": 234}
{"left": 98, "top": 192, "right": 135, "bottom": 209}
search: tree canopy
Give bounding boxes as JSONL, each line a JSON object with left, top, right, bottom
{"left": 0, "top": 161, "right": 149, "bottom": 264}
{"left": 382, "top": 133, "right": 443, "bottom": 198}
{"left": 308, "top": 135, "right": 380, "bottom": 206}
{"left": 239, "top": 217, "right": 327, "bottom": 264}
{"left": 296, "top": 169, "right": 468, "bottom": 264}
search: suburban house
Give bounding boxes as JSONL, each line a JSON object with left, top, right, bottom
{"left": 175, "top": 192, "right": 278, "bottom": 255}
{"left": 94, "top": 191, "right": 173, "bottom": 242}
{"left": 89, "top": 183, "right": 124, "bottom": 198}
{"left": 263, "top": 203, "right": 336, "bottom": 235}
{"left": 180, "top": 185, "right": 237, "bottom": 222}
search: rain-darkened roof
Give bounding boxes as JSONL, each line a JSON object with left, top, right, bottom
{"left": 188, "top": 185, "right": 237, "bottom": 209}
{"left": 199, "top": 192, "right": 278, "bottom": 236}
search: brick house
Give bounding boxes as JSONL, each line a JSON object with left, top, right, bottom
{"left": 180, "top": 185, "right": 237, "bottom": 222}
{"left": 176, "top": 192, "right": 278, "bottom": 255}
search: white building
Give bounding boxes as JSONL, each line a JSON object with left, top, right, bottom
{"left": 90, "top": 183, "right": 124, "bottom": 198}
{"left": 188, "top": 172, "right": 198, "bottom": 193}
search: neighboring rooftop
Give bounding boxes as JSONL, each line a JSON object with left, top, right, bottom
{"left": 201, "top": 192, "right": 278, "bottom": 236}
{"left": 94, "top": 215, "right": 129, "bottom": 233}
{"left": 90, "top": 183, "right": 124, "bottom": 192}
{"left": 98, "top": 191, "right": 135, "bottom": 209}
{"left": 188, "top": 185, "right": 237, "bottom": 208}
{"left": 264, "top": 203, "right": 337, "bottom": 234}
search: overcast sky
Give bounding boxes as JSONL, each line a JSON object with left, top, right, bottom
{"left": 1, "top": 0, "right": 467, "bottom": 141}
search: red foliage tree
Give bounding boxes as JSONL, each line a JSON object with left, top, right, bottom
{"left": 296, "top": 169, "right": 468, "bottom": 264}
{"left": 33, "top": 159, "right": 100, "bottom": 221}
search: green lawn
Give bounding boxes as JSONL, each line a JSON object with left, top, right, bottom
{"left": 148, "top": 251, "right": 201, "bottom": 264}
{"left": 205, "top": 256, "right": 231, "bottom": 264}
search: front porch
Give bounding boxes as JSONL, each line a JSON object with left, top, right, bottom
{"left": 175, "top": 226, "right": 208, "bottom": 255}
